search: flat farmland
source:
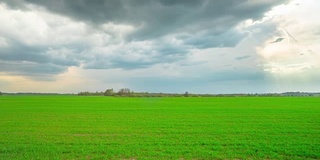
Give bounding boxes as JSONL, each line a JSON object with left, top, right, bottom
{"left": 0, "top": 96, "right": 319, "bottom": 159}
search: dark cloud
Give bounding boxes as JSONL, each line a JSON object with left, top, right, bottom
{"left": 2, "top": 0, "right": 289, "bottom": 40}
{"left": 126, "top": 0, "right": 289, "bottom": 41}
{"left": 0, "top": 0, "right": 289, "bottom": 77}
{"left": 270, "top": 37, "right": 285, "bottom": 43}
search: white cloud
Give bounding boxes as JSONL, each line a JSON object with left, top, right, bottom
{"left": 257, "top": 0, "right": 320, "bottom": 74}
{"left": 0, "top": 4, "right": 47, "bottom": 45}
{"left": 0, "top": 3, "right": 92, "bottom": 47}
{"left": 235, "top": 0, "right": 320, "bottom": 92}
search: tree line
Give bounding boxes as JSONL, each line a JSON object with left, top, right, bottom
{"left": 78, "top": 89, "right": 320, "bottom": 97}
{"left": 1, "top": 90, "right": 319, "bottom": 97}
{"left": 78, "top": 88, "right": 132, "bottom": 96}
{"left": 78, "top": 88, "right": 192, "bottom": 97}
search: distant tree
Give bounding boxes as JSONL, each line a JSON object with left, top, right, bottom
{"left": 184, "top": 91, "right": 189, "bottom": 97}
{"left": 78, "top": 91, "right": 89, "bottom": 96}
{"left": 104, "top": 89, "right": 114, "bottom": 96}
{"left": 118, "top": 88, "right": 131, "bottom": 96}
{"left": 0, "top": 91, "right": 2, "bottom": 96}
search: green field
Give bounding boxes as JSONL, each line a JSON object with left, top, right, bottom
{"left": 0, "top": 96, "right": 319, "bottom": 159}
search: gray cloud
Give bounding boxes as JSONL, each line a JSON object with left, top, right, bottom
{"left": 235, "top": 55, "right": 250, "bottom": 60}
{"left": 0, "top": 0, "right": 289, "bottom": 77}
{"left": 0, "top": 38, "right": 81, "bottom": 76}
{"left": 0, "top": 39, "right": 48, "bottom": 63}
{"left": 0, "top": 61, "right": 66, "bottom": 76}
{"left": 2, "top": 0, "right": 289, "bottom": 40}
{"left": 0, "top": 40, "right": 79, "bottom": 66}
{"left": 181, "top": 29, "right": 246, "bottom": 49}
{"left": 270, "top": 37, "right": 285, "bottom": 43}
{"left": 126, "top": 0, "right": 289, "bottom": 41}
{"left": 83, "top": 39, "right": 189, "bottom": 70}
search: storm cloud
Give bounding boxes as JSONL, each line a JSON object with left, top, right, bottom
{"left": 0, "top": 0, "right": 289, "bottom": 77}
{"left": 2, "top": 0, "right": 318, "bottom": 93}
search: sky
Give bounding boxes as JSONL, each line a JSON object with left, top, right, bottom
{"left": 0, "top": 0, "right": 319, "bottom": 94}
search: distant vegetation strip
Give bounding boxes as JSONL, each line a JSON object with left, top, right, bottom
{"left": 79, "top": 90, "right": 320, "bottom": 97}
{"left": 1, "top": 89, "right": 319, "bottom": 97}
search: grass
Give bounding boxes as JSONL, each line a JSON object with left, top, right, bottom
{"left": 0, "top": 96, "right": 319, "bottom": 159}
